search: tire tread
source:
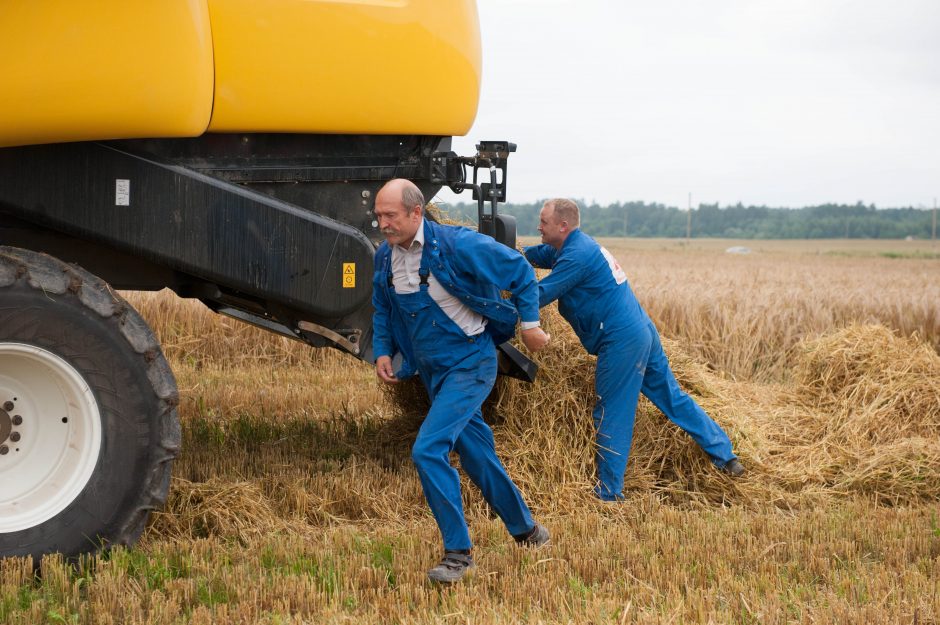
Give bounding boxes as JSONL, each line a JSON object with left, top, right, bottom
{"left": 0, "top": 246, "right": 180, "bottom": 553}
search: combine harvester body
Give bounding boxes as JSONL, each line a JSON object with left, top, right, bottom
{"left": 0, "top": 0, "right": 523, "bottom": 561}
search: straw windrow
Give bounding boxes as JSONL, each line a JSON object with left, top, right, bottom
{"left": 382, "top": 302, "right": 940, "bottom": 511}
{"left": 117, "top": 257, "right": 940, "bottom": 530}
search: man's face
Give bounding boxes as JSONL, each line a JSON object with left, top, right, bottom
{"left": 538, "top": 204, "right": 565, "bottom": 248}
{"left": 375, "top": 193, "right": 421, "bottom": 247}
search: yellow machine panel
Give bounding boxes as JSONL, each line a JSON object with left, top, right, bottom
{"left": 206, "top": 0, "right": 482, "bottom": 136}
{"left": 0, "top": 1, "right": 214, "bottom": 148}
{"left": 0, "top": 0, "right": 481, "bottom": 148}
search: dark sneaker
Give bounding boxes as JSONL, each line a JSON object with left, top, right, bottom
{"left": 593, "top": 484, "right": 625, "bottom": 502}
{"left": 721, "top": 458, "right": 745, "bottom": 477}
{"left": 514, "top": 522, "right": 550, "bottom": 548}
{"left": 427, "top": 551, "right": 474, "bottom": 584}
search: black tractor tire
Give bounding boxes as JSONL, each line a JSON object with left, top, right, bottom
{"left": 0, "top": 246, "right": 180, "bottom": 562}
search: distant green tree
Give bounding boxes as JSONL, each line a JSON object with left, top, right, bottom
{"left": 441, "top": 200, "right": 934, "bottom": 239}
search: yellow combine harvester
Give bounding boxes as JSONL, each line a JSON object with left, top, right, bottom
{"left": 0, "top": 0, "right": 521, "bottom": 563}
{"left": 0, "top": 0, "right": 482, "bottom": 146}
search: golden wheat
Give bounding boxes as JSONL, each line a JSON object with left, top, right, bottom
{"left": 594, "top": 241, "right": 940, "bottom": 381}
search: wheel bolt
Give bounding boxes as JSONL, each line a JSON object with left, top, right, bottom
{"left": 0, "top": 446, "right": 8, "bottom": 455}
{"left": 9, "top": 432, "right": 20, "bottom": 442}
{"left": 2, "top": 401, "right": 12, "bottom": 411}
{"left": 12, "top": 415, "right": 22, "bottom": 426}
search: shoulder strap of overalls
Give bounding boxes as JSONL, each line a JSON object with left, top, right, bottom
{"left": 384, "top": 250, "right": 394, "bottom": 288}
{"left": 418, "top": 241, "right": 430, "bottom": 288}
{"left": 384, "top": 242, "right": 431, "bottom": 288}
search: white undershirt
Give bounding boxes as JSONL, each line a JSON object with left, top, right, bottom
{"left": 391, "top": 220, "right": 486, "bottom": 336}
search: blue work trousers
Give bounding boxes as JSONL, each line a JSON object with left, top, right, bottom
{"left": 392, "top": 283, "right": 534, "bottom": 550}
{"left": 593, "top": 320, "right": 736, "bottom": 500}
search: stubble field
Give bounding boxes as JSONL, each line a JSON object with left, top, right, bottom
{"left": 2, "top": 238, "right": 938, "bottom": 624}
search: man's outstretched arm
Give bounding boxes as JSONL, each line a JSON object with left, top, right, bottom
{"left": 523, "top": 244, "right": 556, "bottom": 269}
{"left": 531, "top": 254, "right": 584, "bottom": 308}
{"left": 454, "top": 231, "right": 550, "bottom": 351}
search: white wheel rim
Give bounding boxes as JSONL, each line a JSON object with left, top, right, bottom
{"left": 0, "top": 343, "right": 102, "bottom": 533}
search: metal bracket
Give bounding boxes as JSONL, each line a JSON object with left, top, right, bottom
{"left": 430, "top": 140, "right": 517, "bottom": 247}
{"left": 297, "top": 320, "right": 362, "bottom": 356}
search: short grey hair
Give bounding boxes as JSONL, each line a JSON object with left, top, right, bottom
{"left": 545, "top": 198, "right": 580, "bottom": 227}
{"left": 402, "top": 185, "right": 426, "bottom": 213}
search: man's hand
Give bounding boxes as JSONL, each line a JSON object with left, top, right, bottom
{"left": 520, "top": 327, "right": 551, "bottom": 352}
{"left": 375, "top": 355, "right": 399, "bottom": 384}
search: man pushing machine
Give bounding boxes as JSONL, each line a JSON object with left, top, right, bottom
{"left": 524, "top": 198, "right": 745, "bottom": 501}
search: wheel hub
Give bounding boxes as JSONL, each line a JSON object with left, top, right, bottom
{"left": 0, "top": 406, "right": 23, "bottom": 455}
{"left": 0, "top": 343, "right": 101, "bottom": 533}
{"left": 0, "top": 408, "right": 10, "bottom": 446}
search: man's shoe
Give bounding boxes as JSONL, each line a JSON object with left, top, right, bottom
{"left": 514, "top": 522, "right": 550, "bottom": 547}
{"left": 721, "top": 458, "right": 745, "bottom": 477}
{"left": 427, "top": 551, "right": 474, "bottom": 584}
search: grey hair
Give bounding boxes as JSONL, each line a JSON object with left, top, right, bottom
{"left": 401, "top": 185, "right": 426, "bottom": 213}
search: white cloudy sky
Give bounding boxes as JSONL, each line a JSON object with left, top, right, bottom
{"left": 436, "top": 0, "right": 940, "bottom": 209}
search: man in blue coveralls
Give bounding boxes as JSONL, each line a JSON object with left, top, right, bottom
{"left": 372, "top": 178, "right": 552, "bottom": 584}
{"left": 524, "top": 198, "right": 745, "bottom": 502}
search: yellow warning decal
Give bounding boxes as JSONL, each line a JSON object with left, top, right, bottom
{"left": 342, "top": 263, "right": 356, "bottom": 289}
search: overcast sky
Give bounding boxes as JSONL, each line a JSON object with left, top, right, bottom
{"left": 435, "top": 0, "right": 939, "bottom": 210}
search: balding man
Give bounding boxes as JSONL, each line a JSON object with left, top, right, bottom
{"left": 372, "top": 178, "right": 551, "bottom": 584}
{"left": 524, "top": 198, "right": 744, "bottom": 502}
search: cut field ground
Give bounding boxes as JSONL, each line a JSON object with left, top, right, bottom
{"left": 5, "top": 503, "right": 938, "bottom": 624}
{"left": 2, "top": 240, "right": 938, "bottom": 624}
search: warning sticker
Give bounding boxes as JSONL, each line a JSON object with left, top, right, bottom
{"left": 115, "top": 179, "right": 130, "bottom": 206}
{"left": 342, "top": 263, "right": 355, "bottom": 288}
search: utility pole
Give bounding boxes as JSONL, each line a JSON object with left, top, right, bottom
{"left": 933, "top": 197, "right": 937, "bottom": 248}
{"left": 686, "top": 192, "right": 692, "bottom": 241}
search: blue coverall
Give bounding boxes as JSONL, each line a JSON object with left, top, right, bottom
{"left": 373, "top": 220, "right": 539, "bottom": 550}
{"left": 525, "top": 229, "right": 737, "bottom": 500}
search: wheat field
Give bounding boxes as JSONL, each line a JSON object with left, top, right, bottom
{"left": 594, "top": 237, "right": 940, "bottom": 381}
{"left": 1, "top": 238, "right": 938, "bottom": 624}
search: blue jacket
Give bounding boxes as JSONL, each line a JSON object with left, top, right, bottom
{"left": 524, "top": 229, "right": 648, "bottom": 355}
{"left": 373, "top": 219, "right": 540, "bottom": 378}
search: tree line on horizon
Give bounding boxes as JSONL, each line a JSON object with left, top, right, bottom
{"left": 441, "top": 200, "right": 937, "bottom": 239}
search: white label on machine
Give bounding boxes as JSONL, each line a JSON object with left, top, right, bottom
{"left": 600, "top": 246, "right": 627, "bottom": 284}
{"left": 115, "top": 179, "right": 130, "bottom": 206}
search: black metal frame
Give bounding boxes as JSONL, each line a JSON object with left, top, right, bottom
{"left": 0, "top": 134, "right": 535, "bottom": 380}
{"left": 430, "top": 141, "right": 518, "bottom": 248}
